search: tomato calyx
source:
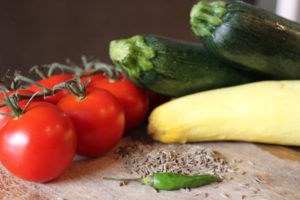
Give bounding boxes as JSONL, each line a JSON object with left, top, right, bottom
{"left": 65, "top": 78, "right": 90, "bottom": 100}
{"left": 0, "top": 89, "right": 32, "bottom": 119}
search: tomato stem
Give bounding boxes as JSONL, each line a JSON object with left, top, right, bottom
{"left": 5, "top": 71, "right": 24, "bottom": 91}
{"left": 21, "top": 92, "right": 40, "bottom": 114}
{"left": 0, "top": 89, "right": 44, "bottom": 118}
{"left": 52, "top": 81, "right": 68, "bottom": 93}
{"left": 0, "top": 77, "right": 75, "bottom": 108}
{"left": 66, "top": 77, "right": 89, "bottom": 100}
{"left": 0, "top": 89, "right": 23, "bottom": 118}
{"left": 29, "top": 65, "right": 48, "bottom": 79}
{"left": 0, "top": 59, "right": 122, "bottom": 108}
{"left": 93, "top": 62, "right": 121, "bottom": 81}
{"left": 79, "top": 56, "right": 122, "bottom": 81}
{"left": 47, "top": 62, "right": 82, "bottom": 77}
{"left": 0, "top": 80, "right": 10, "bottom": 92}
{"left": 0, "top": 73, "right": 22, "bottom": 92}
{"left": 14, "top": 73, "right": 52, "bottom": 94}
{"left": 10, "top": 80, "right": 22, "bottom": 91}
{"left": 0, "top": 70, "right": 17, "bottom": 91}
{"left": 81, "top": 55, "right": 93, "bottom": 69}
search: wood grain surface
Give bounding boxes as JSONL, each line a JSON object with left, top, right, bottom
{"left": 0, "top": 128, "right": 300, "bottom": 200}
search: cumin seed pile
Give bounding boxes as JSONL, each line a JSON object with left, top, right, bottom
{"left": 114, "top": 142, "right": 230, "bottom": 178}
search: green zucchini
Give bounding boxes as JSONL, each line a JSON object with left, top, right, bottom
{"left": 190, "top": 1, "right": 300, "bottom": 79}
{"left": 109, "top": 34, "right": 265, "bottom": 97}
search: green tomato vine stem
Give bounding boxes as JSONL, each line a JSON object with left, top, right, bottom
{"left": 47, "top": 62, "right": 82, "bottom": 77}
{"left": 0, "top": 89, "right": 23, "bottom": 118}
{"left": 65, "top": 77, "right": 90, "bottom": 100}
{"left": 14, "top": 73, "right": 52, "bottom": 94}
{"left": 29, "top": 65, "right": 48, "bottom": 80}
{"left": 0, "top": 60, "right": 123, "bottom": 109}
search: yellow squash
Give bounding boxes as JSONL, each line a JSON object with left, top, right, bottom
{"left": 148, "top": 81, "right": 300, "bottom": 146}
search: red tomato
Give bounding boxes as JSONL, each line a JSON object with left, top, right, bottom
{"left": 57, "top": 88, "right": 125, "bottom": 157}
{"left": 29, "top": 74, "right": 72, "bottom": 104}
{"left": 0, "top": 102, "right": 77, "bottom": 183}
{"left": 92, "top": 77, "right": 149, "bottom": 133}
{"left": 0, "top": 90, "right": 38, "bottom": 130}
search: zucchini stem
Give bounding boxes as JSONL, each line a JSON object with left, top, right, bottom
{"left": 190, "top": 1, "right": 227, "bottom": 37}
{"left": 109, "top": 35, "right": 155, "bottom": 79}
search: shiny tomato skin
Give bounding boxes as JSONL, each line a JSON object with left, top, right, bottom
{"left": 57, "top": 88, "right": 125, "bottom": 157}
{"left": 0, "top": 102, "right": 77, "bottom": 183}
{"left": 29, "top": 74, "right": 72, "bottom": 104}
{"left": 92, "top": 77, "right": 149, "bottom": 133}
{"left": 0, "top": 90, "right": 39, "bottom": 130}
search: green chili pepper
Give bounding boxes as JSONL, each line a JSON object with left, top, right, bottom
{"left": 103, "top": 173, "right": 222, "bottom": 190}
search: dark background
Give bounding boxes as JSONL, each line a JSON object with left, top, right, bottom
{"left": 0, "top": 0, "right": 256, "bottom": 76}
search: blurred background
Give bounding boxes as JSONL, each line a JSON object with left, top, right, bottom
{"left": 0, "top": 0, "right": 299, "bottom": 76}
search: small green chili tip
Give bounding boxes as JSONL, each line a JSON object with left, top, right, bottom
{"left": 103, "top": 173, "right": 222, "bottom": 190}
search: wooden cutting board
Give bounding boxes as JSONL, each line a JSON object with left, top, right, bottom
{"left": 0, "top": 128, "right": 300, "bottom": 200}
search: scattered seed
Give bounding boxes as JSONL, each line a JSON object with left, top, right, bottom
{"left": 204, "top": 193, "right": 209, "bottom": 198}
{"left": 119, "top": 181, "right": 129, "bottom": 187}
{"left": 253, "top": 176, "right": 263, "bottom": 184}
{"left": 249, "top": 187, "right": 261, "bottom": 194}
{"left": 239, "top": 183, "right": 250, "bottom": 188}
{"left": 114, "top": 142, "right": 232, "bottom": 178}
{"left": 247, "top": 161, "right": 254, "bottom": 166}
{"left": 227, "top": 169, "right": 236, "bottom": 173}
{"left": 220, "top": 192, "right": 230, "bottom": 199}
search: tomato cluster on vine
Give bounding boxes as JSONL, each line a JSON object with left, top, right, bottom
{"left": 0, "top": 58, "right": 169, "bottom": 183}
